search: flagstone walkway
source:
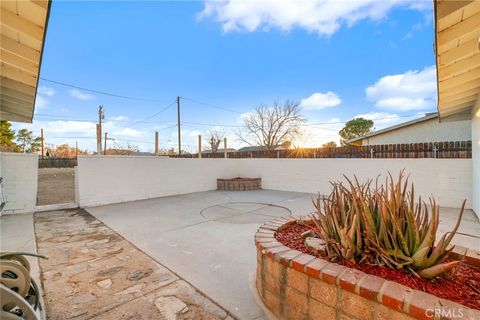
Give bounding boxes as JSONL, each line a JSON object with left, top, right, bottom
{"left": 34, "top": 209, "right": 232, "bottom": 320}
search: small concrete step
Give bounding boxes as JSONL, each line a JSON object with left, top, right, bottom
{"left": 35, "top": 203, "right": 78, "bottom": 213}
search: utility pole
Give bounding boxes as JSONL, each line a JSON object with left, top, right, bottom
{"left": 40, "top": 128, "right": 44, "bottom": 159}
{"left": 177, "top": 96, "right": 181, "bottom": 155}
{"left": 96, "top": 124, "right": 101, "bottom": 155}
{"left": 75, "top": 141, "right": 78, "bottom": 158}
{"left": 97, "top": 105, "right": 104, "bottom": 155}
{"left": 104, "top": 132, "right": 108, "bottom": 155}
{"left": 155, "top": 131, "right": 159, "bottom": 156}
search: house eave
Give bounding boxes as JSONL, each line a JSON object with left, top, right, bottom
{"left": 0, "top": 0, "right": 52, "bottom": 123}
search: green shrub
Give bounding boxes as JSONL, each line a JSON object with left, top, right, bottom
{"left": 312, "top": 170, "right": 466, "bottom": 279}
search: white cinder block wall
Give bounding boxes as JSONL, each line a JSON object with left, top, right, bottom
{"left": 76, "top": 156, "right": 472, "bottom": 210}
{"left": 76, "top": 156, "right": 243, "bottom": 207}
{"left": 239, "top": 159, "right": 472, "bottom": 210}
{"left": 472, "top": 97, "right": 480, "bottom": 219}
{"left": 0, "top": 153, "right": 38, "bottom": 214}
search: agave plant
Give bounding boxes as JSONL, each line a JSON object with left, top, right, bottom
{"left": 311, "top": 170, "right": 466, "bottom": 279}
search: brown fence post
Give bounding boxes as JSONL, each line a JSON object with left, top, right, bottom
{"left": 224, "top": 138, "right": 227, "bottom": 158}
{"left": 41, "top": 128, "right": 44, "bottom": 159}
{"left": 198, "top": 135, "right": 202, "bottom": 159}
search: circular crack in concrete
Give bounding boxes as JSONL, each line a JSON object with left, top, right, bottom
{"left": 200, "top": 202, "right": 292, "bottom": 224}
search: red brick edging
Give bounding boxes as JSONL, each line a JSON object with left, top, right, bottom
{"left": 254, "top": 218, "right": 480, "bottom": 320}
{"left": 217, "top": 178, "right": 261, "bottom": 191}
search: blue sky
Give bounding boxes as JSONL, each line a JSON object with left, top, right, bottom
{"left": 16, "top": 0, "right": 437, "bottom": 152}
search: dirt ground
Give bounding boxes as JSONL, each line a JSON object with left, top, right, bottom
{"left": 34, "top": 209, "right": 231, "bottom": 320}
{"left": 37, "top": 168, "right": 75, "bottom": 205}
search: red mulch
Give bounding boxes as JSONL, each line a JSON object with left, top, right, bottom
{"left": 275, "top": 222, "right": 480, "bottom": 310}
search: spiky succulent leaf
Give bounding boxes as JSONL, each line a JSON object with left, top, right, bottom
{"left": 417, "top": 261, "right": 461, "bottom": 279}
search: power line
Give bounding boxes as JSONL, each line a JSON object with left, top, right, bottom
{"left": 35, "top": 114, "right": 97, "bottom": 122}
{"left": 33, "top": 113, "right": 421, "bottom": 129}
{"left": 34, "top": 113, "right": 177, "bottom": 126}
{"left": 111, "top": 137, "right": 154, "bottom": 144}
{"left": 157, "top": 124, "right": 178, "bottom": 131}
{"left": 40, "top": 135, "right": 154, "bottom": 144}
{"left": 37, "top": 78, "right": 423, "bottom": 126}
{"left": 38, "top": 124, "right": 177, "bottom": 142}
{"left": 40, "top": 78, "right": 166, "bottom": 102}
{"left": 182, "top": 114, "right": 420, "bottom": 128}
{"left": 183, "top": 121, "right": 243, "bottom": 128}
{"left": 135, "top": 99, "right": 177, "bottom": 123}
{"left": 180, "top": 96, "right": 243, "bottom": 114}
{"left": 306, "top": 114, "right": 419, "bottom": 126}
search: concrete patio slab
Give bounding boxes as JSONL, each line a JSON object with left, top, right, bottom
{"left": 0, "top": 213, "right": 44, "bottom": 319}
{"left": 86, "top": 190, "right": 479, "bottom": 320}
{"left": 87, "top": 190, "right": 306, "bottom": 319}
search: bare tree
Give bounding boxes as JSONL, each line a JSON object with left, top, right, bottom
{"left": 237, "top": 100, "right": 305, "bottom": 151}
{"left": 206, "top": 128, "right": 226, "bottom": 152}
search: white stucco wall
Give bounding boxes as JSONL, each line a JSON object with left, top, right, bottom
{"left": 360, "top": 118, "right": 471, "bottom": 145}
{"left": 76, "top": 156, "right": 472, "bottom": 210}
{"left": 472, "top": 98, "right": 480, "bottom": 218}
{"left": 0, "top": 152, "right": 38, "bottom": 214}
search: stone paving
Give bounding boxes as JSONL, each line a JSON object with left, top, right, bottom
{"left": 34, "top": 209, "right": 231, "bottom": 320}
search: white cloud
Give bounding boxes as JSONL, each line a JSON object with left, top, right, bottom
{"left": 35, "top": 95, "right": 49, "bottom": 110}
{"left": 238, "top": 111, "right": 253, "bottom": 123}
{"left": 38, "top": 86, "right": 56, "bottom": 97}
{"left": 188, "top": 130, "right": 203, "bottom": 137}
{"left": 198, "top": 0, "right": 429, "bottom": 36}
{"left": 354, "top": 112, "right": 399, "bottom": 124}
{"left": 355, "top": 111, "right": 408, "bottom": 131}
{"left": 109, "top": 128, "right": 145, "bottom": 138}
{"left": 45, "top": 120, "right": 96, "bottom": 134}
{"left": 366, "top": 65, "right": 437, "bottom": 111}
{"left": 301, "top": 92, "right": 341, "bottom": 110}
{"left": 35, "top": 86, "right": 57, "bottom": 110}
{"left": 402, "top": 13, "right": 432, "bottom": 40}
{"left": 110, "top": 115, "right": 129, "bottom": 122}
{"left": 69, "top": 89, "right": 95, "bottom": 101}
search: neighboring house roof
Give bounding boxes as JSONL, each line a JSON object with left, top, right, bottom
{"left": 202, "top": 148, "right": 236, "bottom": 153}
{"left": 133, "top": 151, "right": 155, "bottom": 156}
{"left": 237, "top": 145, "right": 287, "bottom": 152}
{"left": 347, "top": 113, "right": 439, "bottom": 144}
{"left": 237, "top": 146, "right": 268, "bottom": 152}
{"left": 1, "top": 0, "right": 52, "bottom": 123}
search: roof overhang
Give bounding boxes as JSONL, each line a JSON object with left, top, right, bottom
{"left": 0, "top": 0, "right": 51, "bottom": 123}
{"left": 434, "top": 0, "right": 480, "bottom": 119}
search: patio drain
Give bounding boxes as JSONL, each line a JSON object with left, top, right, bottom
{"left": 200, "top": 202, "right": 291, "bottom": 224}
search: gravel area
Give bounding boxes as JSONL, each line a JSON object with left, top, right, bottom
{"left": 37, "top": 168, "right": 75, "bottom": 205}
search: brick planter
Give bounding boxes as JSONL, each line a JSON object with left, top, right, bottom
{"left": 217, "top": 177, "right": 261, "bottom": 191}
{"left": 255, "top": 218, "right": 480, "bottom": 320}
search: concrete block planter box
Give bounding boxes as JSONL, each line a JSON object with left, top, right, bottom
{"left": 217, "top": 177, "right": 261, "bottom": 191}
{"left": 254, "top": 218, "right": 480, "bottom": 320}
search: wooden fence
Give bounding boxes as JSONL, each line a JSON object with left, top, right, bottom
{"left": 39, "top": 158, "right": 78, "bottom": 168}
{"left": 173, "top": 141, "right": 472, "bottom": 159}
